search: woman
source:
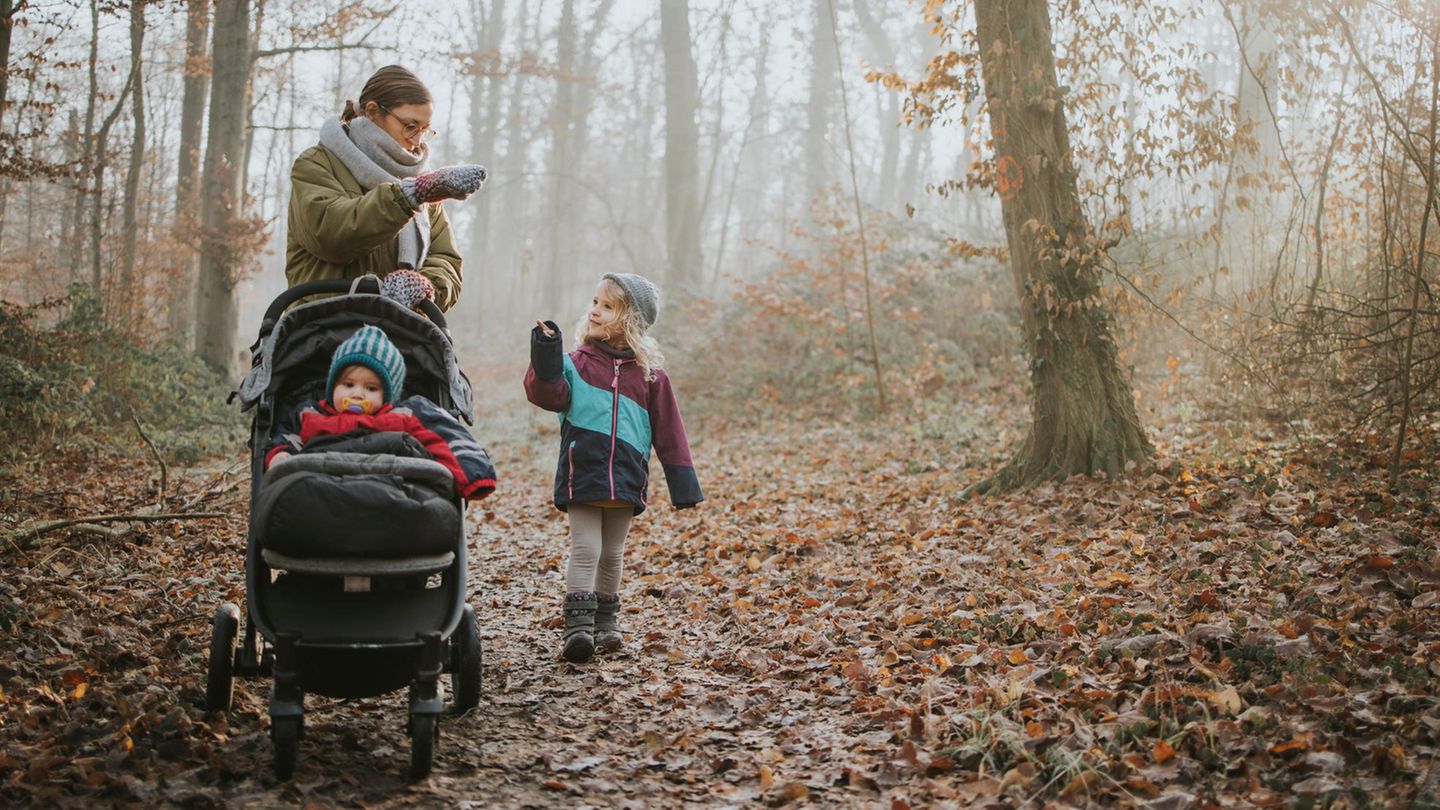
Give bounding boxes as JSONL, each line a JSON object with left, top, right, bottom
{"left": 287, "top": 65, "right": 487, "bottom": 311}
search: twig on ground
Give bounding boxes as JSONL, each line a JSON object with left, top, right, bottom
{"left": 8, "top": 511, "right": 224, "bottom": 550}
{"left": 176, "top": 459, "right": 249, "bottom": 511}
{"left": 131, "top": 412, "right": 169, "bottom": 508}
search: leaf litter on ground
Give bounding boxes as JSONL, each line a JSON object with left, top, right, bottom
{"left": 0, "top": 364, "right": 1436, "bottom": 807}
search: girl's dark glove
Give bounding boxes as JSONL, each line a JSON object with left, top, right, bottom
{"left": 530, "top": 320, "right": 563, "bottom": 381}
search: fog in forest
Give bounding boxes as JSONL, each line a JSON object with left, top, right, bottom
{"left": 0, "top": 0, "right": 1434, "bottom": 466}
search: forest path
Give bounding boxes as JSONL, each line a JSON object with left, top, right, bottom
{"left": 2, "top": 375, "right": 1435, "bottom": 807}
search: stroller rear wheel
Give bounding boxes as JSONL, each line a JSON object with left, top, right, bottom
{"left": 206, "top": 604, "right": 240, "bottom": 712}
{"left": 271, "top": 715, "right": 302, "bottom": 780}
{"left": 408, "top": 713, "right": 438, "bottom": 780}
{"left": 450, "top": 603, "right": 481, "bottom": 713}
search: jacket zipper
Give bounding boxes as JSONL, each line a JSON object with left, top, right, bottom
{"left": 609, "top": 358, "right": 621, "bottom": 499}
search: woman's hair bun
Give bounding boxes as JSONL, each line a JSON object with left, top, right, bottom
{"left": 341, "top": 99, "right": 358, "bottom": 122}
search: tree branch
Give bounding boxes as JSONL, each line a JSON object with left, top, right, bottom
{"left": 252, "top": 42, "right": 381, "bottom": 60}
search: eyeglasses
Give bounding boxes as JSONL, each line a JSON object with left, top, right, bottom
{"left": 377, "top": 104, "right": 438, "bottom": 143}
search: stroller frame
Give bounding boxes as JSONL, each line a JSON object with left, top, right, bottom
{"left": 206, "top": 277, "right": 481, "bottom": 780}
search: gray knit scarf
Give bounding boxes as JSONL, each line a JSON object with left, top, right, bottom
{"left": 318, "top": 115, "right": 431, "bottom": 269}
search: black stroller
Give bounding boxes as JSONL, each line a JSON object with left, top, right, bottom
{"left": 206, "top": 277, "right": 482, "bottom": 780}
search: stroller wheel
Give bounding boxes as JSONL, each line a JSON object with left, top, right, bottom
{"left": 271, "top": 716, "right": 301, "bottom": 780}
{"left": 450, "top": 603, "right": 482, "bottom": 713}
{"left": 206, "top": 604, "right": 241, "bottom": 712}
{"left": 408, "top": 713, "right": 438, "bottom": 780}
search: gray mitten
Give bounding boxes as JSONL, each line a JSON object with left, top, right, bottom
{"left": 402, "top": 164, "right": 488, "bottom": 206}
{"left": 381, "top": 269, "right": 435, "bottom": 308}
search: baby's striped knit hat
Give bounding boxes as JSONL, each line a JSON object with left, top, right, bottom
{"left": 327, "top": 324, "right": 406, "bottom": 403}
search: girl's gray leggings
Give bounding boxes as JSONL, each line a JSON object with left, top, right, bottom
{"left": 565, "top": 504, "right": 633, "bottom": 594}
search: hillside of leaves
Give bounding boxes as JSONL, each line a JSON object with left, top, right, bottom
{"left": 0, "top": 353, "right": 1435, "bottom": 807}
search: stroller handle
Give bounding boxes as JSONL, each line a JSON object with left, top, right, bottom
{"left": 259, "top": 278, "right": 448, "bottom": 337}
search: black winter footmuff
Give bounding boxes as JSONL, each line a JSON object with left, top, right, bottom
{"left": 255, "top": 451, "right": 459, "bottom": 559}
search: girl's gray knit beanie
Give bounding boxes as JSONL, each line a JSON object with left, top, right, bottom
{"left": 602, "top": 273, "right": 659, "bottom": 329}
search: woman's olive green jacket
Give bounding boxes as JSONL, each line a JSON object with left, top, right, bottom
{"left": 286, "top": 145, "right": 463, "bottom": 311}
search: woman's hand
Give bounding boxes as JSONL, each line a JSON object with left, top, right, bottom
{"left": 535, "top": 320, "right": 556, "bottom": 338}
{"left": 383, "top": 269, "right": 436, "bottom": 308}
{"left": 270, "top": 451, "right": 293, "bottom": 467}
{"left": 408, "top": 164, "right": 488, "bottom": 204}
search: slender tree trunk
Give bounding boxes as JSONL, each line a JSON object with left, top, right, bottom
{"left": 853, "top": 0, "right": 899, "bottom": 206}
{"left": 462, "top": 0, "right": 505, "bottom": 335}
{"left": 119, "top": 0, "right": 147, "bottom": 324}
{"left": 827, "top": 0, "right": 886, "bottom": 413}
{"left": 170, "top": 0, "right": 211, "bottom": 346}
{"left": 195, "top": 0, "right": 253, "bottom": 376}
{"left": 805, "top": 0, "right": 836, "bottom": 203}
{"left": 542, "top": 0, "right": 578, "bottom": 313}
{"left": 90, "top": 60, "right": 136, "bottom": 297}
{"left": 0, "top": 0, "right": 19, "bottom": 131}
{"left": 660, "top": 0, "right": 702, "bottom": 290}
{"left": 68, "top": 0, "right": 101, "bottom": 282}
{"left": 505, "top": 0, "right": 534, "bottom": 313}
{"left": 711, "top": 30, "right": 770, "bottom": 285}
{"left": 1387, "top": 36, "right": 1439, "bottom": 491}
{"left": 969, "top": 0, "right": 1152, "bottom": 494}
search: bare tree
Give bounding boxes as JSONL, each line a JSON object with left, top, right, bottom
{"left": 853, "top": 0, "right": 900, "bottom": 206}
{"left": 0, "top": 0, "right": 22, "bottom": 130}
{"left": 805, "top": 0, "right": 836, "bottom": 201}
{"left": 119, "top": 0, "right": 147, "bottom": 319}
{"left": 969, "top": 0, "right": 1152, "bottom": 493}
{"left": 170, "top": 0, "right": 211, "bottom": 346}
{"left": 88, "top": 43, "right": 137, "bottom": 292}
{"left": 66, "top": 0, "right": 101, "bottom": 282}
{"left": 660, "top": 0, "right": 701, "bottom": 290}
{"left": 195, "top": 0, "right": 255, "bottom": 375}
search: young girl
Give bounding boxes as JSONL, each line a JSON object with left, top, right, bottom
{"left": 524, "top": 273, "right": 702, "bottom": 663}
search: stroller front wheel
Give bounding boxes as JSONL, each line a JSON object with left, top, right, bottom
{"left": 206, "top": 603, "right": 240, "bottom": 712}
{"left": 408, "top": 713, "right": 438, "bottom": 780}
{"left": 271, "top": 715, "right": 301, "bottom": 780}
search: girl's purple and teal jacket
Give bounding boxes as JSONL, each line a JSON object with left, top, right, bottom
{"left": 524, "top": 323, "right": 702, "bottom": 515}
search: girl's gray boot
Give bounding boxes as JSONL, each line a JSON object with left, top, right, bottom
{"left": 594, "top": 593, "right": 622, "bottom": 653}
{"left": 562, "top": 592, "right": 597, "bottom": 663}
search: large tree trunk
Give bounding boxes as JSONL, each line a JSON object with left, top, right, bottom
{"left": 660, "top": 0, "right": 702, "bottom": 291}
{"left": 119, "top": 0, "right": 146, "bottom": 323}
{"left": 194, "top": 0, "right": 253, "bottom": 376}
{"left": 970, "top": 0, "right": 1152, "bottom": 494}
{"left": 170, "top": 0, "right": 211, "bottom": 347}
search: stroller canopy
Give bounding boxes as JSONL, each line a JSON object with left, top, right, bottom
{"left": 238, "top": 293, "right": 474, "bottom": 423}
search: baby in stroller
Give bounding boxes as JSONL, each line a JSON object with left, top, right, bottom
{"left": 265, "top": 323, "right": 496, "bottom": 501}
{"left": 210, "top": 280, "right": 493, "bottom": 781}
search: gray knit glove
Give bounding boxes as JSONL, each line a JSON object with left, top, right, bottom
{"left": 381, "top": 269, "right": 435, "bottom": 308}
{"left": 401, "top": 164, "right": 488, "bottom": 206}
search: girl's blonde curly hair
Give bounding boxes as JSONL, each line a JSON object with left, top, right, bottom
{"left": 575, "top": 277, "right": 665, "bottom": 381}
